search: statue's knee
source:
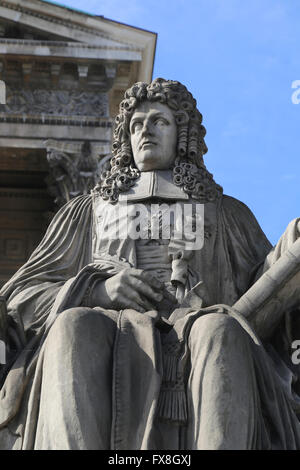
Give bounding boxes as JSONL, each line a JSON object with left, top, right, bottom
{"left": 189, "top": 313, "right": 245, "bottom": 347}
{"left": 49, "top": 307, "right": 116, "bottom": 345}
{"left": 52, "top": 307, "right": 93, "bottom": 335}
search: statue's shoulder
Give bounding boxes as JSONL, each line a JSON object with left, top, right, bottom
{"left": 221, "top": 194, "right": 271, "bottom": 250}
{"left": 221, "top": 194, "right": 258, "bottom": 221}
{"left": 57, "top": 193, "right": 92, "bottom": 210}
{"left": 66, "top": 193, "right": 92, "bottom": 207}
{"left": 51, "top": 194, "right": 93, "bottom": 226}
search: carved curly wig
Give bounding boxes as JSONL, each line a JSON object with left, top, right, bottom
{"left": 97, "top": 78, "right": 222, "bottom": 203}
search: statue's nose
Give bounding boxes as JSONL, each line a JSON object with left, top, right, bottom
{"left": 141, "top": 120, "right": 154, "bottom": 137}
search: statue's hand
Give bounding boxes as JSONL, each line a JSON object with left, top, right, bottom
{"left": 91, "top": 268, "right": 174, "bottom": 313}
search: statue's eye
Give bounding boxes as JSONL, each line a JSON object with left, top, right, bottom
{"left": 155, "top": 118, "right": 169, "bottom": 126}
{"left": 131, "top": 121, "right": 143, "bottom": 133}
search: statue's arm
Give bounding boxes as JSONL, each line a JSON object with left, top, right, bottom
{"left": 223, "top": 200, "right": 300, "bottom": 340}
{"left": 221, "top": 195, "right": 272, "bottom": 295}
{"left": 234, "top": 217, "right": 300, "bottom": 340}
{"left": 0, "top": 194, "right": 93, "bottom": 347}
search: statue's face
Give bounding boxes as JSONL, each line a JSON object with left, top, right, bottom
{"left": 129, "top": 101, "right": 177, "bottom": 172}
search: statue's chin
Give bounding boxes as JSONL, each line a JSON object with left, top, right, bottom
{"left": 134, "top": 153, "right": 175, "bottom": 172}
{"left": 138, "top": 165, "right": 173, "bottom": 173}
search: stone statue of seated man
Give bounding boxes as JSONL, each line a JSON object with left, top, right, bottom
{"left": 0, "top": 78, "right": 300, "bottom": 450}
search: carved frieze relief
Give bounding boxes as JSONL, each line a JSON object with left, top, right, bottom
{"left": 2, "top": 88, "right": 109, "bottom": 117}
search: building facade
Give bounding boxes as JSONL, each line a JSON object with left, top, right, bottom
{"left": 0, "top": 0, "right": 156, "bottom": 286}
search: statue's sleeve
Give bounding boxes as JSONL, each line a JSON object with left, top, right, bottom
{"left": 221, "top": 198, "right": 300, "bottom": 407}
{"left": 0, "top": 195, "right": 93, "bottom": 346}
{"left": 220, "top": 195, "right": 273, "bottom": 296}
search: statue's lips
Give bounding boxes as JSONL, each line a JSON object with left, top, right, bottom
{"left": 140, "top": 141, "right": 157, "bottom": 150}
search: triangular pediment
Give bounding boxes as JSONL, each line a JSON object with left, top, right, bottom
{"left": 0, "top": 17, "right": 75, "bottom": 42}
{"left": 0, "top": 0, "right": 143, "bottom": 50}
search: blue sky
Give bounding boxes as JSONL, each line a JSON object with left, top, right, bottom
{"left": 47, "top": 0, "right": 300, "bottom": 244}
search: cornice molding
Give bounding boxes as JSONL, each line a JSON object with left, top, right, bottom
{"left": 0, "top": 0, "right": 140, "bottom": 49}
{"left": 0, "top": 112, "right": 113, "bottom": 127}
{"left": 0, "top": 1, "right": 156, "bottom": 82}
{"left": 0, "top": 37, "right": 142, "bottom": 52}
{"left": 45, "top": 139, "right": 111, "bottom": 155}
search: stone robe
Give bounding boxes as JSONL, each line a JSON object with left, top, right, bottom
{"left": 0, "top": 185, "right": 300, "bottom": 449}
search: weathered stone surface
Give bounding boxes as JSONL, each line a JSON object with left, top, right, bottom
{"left": 1, "top": 78, "right": 300, "bottom": 450}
